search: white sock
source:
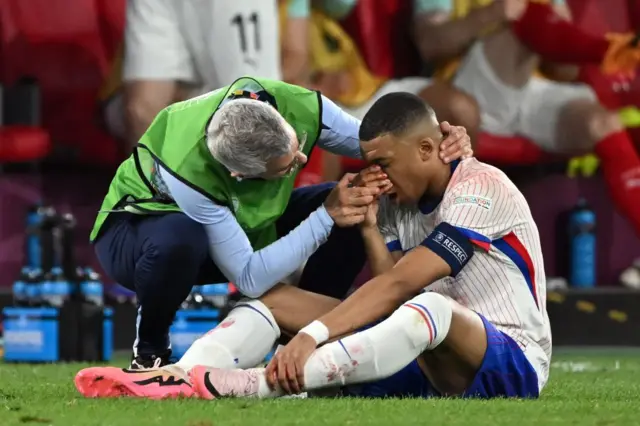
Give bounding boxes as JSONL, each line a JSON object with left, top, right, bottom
{"left": 176, "top": 299, "right": 280, "bottom": 371}
{"left": 303, "top": 292, "right": 452, "bottom": 390}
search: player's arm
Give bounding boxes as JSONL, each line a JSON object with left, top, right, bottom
{"left": 282, "top": 0, "right": 312, "bottom": 85}
{"left": 361, "top": 195, "right": 403, "bottom": 276}
{"left": 412, "top": 0, "right": 507, "bottom": 62}
{"left": 123, "top": 0, "right": 196, "bottom": 146}
{"left": 538, "top": 0, "right": 580, "bottom": 82}
{"left": 361, "top": 226, "right": 403, "bottom": 276}
{"left": 315, "top": 222, "right": 474, "bottom": 340}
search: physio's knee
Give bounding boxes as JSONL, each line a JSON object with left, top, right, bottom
{"left": 145, "top": 218, "right": 209, "bottom": 267}
{"left": 394, "top": 292, "right": 453, "bottom": 350}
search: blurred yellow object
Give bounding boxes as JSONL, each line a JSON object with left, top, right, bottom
{"left": 278, "top": 2, "right": 384, "bottom": 107}
{"left": 307, "top": 10, "right": 386, "bottom": 107}
{"left": 567, "top": 154, "right": 600, "bottom": 178}
{"left": 619, "top": 106, "right": 640, "bottom": 128}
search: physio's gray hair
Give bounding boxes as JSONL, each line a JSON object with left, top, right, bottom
{"left": 206, "top": 99, "right": 293, "bottom": 176}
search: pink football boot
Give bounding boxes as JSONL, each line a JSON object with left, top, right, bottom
{"left": 74, "top": 364, "right": 195, "bottom": 399}
{"left": 189, "top": 365, "right": 263, "bottom": 400}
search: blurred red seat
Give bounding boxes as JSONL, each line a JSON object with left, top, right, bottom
{"left": 0, "top": 126, "right": 51, "bottom": 163}
{"left": 0, "top": 0, "right": 123, "bottom": 165}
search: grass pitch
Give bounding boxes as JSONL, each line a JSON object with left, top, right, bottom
{"left": 1, "top": 349, "right": 638, "bottom": 426}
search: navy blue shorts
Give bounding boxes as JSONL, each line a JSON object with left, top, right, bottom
{"left": 343, "top": 314, "right": 540, "bottom": 399}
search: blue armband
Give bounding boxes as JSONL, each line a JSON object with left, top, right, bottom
{"left": 420, "top": 222, "right": 474, "bottom": 276}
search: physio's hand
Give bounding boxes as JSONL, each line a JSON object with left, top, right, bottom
{"left": 324, "top": 173, "right": 381, "bottom": 227}
{"left": 265, "top": 332, "right": 317, "bottom": 395}
{"left": 439, "top": 122, "right": 474, "bottom": 164}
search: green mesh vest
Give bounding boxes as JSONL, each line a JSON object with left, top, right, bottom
{"left": 90, "top": 77, "right": 321, "bottom": 249}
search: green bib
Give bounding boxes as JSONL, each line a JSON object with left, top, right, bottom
{"left": 91, "top": 77, "right": 321, "bottom": 249}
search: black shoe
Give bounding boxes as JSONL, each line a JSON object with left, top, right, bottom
{"left": 128, "top": 350, "right": 172, "bottom": 370}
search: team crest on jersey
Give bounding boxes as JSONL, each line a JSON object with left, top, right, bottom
{"left": 453, "top": 195, "right": 492, "bottom": 210}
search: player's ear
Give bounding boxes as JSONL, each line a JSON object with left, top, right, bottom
{"left": 418, "top": 138, "right": 435, "bottom": 161}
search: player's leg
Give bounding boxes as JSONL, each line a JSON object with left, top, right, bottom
{"left": 178, "top": 284, "right": 341, "bottom": 370}
{"left": 517, "top": 78, "right": 640, "bottom": 236}
{"left": 189, "top": 292, "right": 454, "bottom": 399}
{"left": 192, "top": 291, "right": 538, "bottom": 400}
{"left": 277, "top": 182, "right": 366, "bottom": 300}
{"left": 75, "top": 283, "right": 341, "bottom": 399}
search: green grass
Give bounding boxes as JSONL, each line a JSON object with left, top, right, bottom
{"left": 1, "top": 349, "right": 639, "bottom": 426}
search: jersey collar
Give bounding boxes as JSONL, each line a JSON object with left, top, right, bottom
{"left": 418, "top": 159, "right": 460, "bottom": 214}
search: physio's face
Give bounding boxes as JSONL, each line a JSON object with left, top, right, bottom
{"left": 261, "top": 124, "right": 308, "bottom": 180}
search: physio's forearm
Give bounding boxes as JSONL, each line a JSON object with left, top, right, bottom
{"left": 211, "top": 206, "right": 334, "bottom": 298}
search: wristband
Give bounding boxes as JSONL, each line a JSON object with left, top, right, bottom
{"left": 299, "top": 320, "right": 329, "bottom": 345}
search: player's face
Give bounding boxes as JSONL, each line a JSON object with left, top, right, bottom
{"left": 361, "top": 128, "right": 436, "bottom": 205}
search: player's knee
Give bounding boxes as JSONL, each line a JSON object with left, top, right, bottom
{"left": 395, "top": 292, "right": 453, "bottom": 350}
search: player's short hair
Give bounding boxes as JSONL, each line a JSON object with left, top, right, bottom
{"left": 206, "top": 99, "right": 294, "bottom": 176}
{"left": 359, "top": 92, "right": 438, "bottom": 142}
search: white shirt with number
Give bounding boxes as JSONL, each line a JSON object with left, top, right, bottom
{"left": 124, "top": 0, "right": 281, "bottom": 92}
{"left": 378, "top": 158, "right": 552, "bottom": 392}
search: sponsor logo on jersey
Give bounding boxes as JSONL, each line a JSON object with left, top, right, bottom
{"left": 453, "top": 195, "right": 492, "bottom": 210}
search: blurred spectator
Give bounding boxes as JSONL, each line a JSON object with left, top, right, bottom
{"left": 413, "top": 0, "right": 640, "bottom": 237}
{"left": 281, "top": 0, "right": 481, "bottom": 180}
{"left": 102, "top": 0, "right": 307, "bottom": 150}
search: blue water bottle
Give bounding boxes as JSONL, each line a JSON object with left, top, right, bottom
{"left": 201, "top": 283, "right": 230, "bottom": 309}
{"left": 25, "top": 205, "right": 42, "bottom": 268}
{"left": 568, "top": 198, "right": 596, "bottom": 288}
{"left": 25, "top": 268, "right": 43, "bottom": 306}
{"left": 81, "top": 267, "right": 104, "bottom": 307}
{"left": 40, "top": 266, "right": 71, "bottom": 308}
{"left": 13, "top": 267, "right": 31, "bottom": 306}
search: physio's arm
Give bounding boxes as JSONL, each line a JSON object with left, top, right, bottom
{"left": 159, "top": 168, "right": 333, "bottom": 298}
{"left": 316, "top": 95, "right": 362, "bottom": 159}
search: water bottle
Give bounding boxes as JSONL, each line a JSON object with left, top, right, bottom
{"left": 189, "top": 285, "right": 206, "bottom": 309}
{"left": 25, "top": 205, "right": 42, "bottom": 268}
{"left": 81, "top": 267, "right": 104, "bottom": 307}
{"left": 13, "top": 267, "right": 31, "bottom": 306}
{"left": 568, "top": 198, "right": 596, "bottom": 288}
{"left": 201, "top": 283, "right": 230, "bottom": 309}
{"left": 25, "top": 268, "right": 43, "bottom": 306}
{"left": 40, "top": 266, "right": 71, "bottom": 308}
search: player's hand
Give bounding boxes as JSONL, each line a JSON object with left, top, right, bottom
{"left": 324, "top": 173, "right": 381, "bottom": 227}
{"left": 265, "top": 333, "right": 317, "bottom": 395}
{"left": 439, "top": 121, "right": 473, "bottom": 164}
